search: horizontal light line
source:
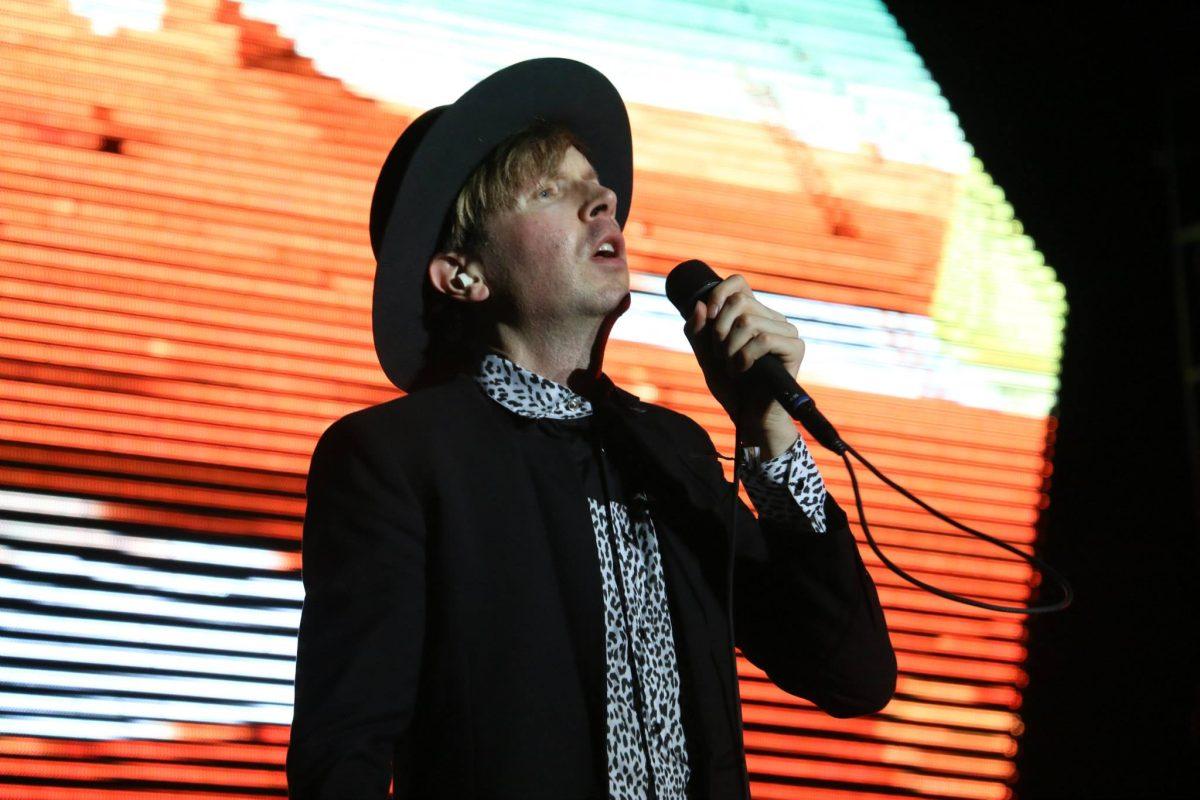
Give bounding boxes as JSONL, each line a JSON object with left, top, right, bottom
{"left": 0, "top": 577, "right": 298, "bottom": 629}
{"left": 0, "top": 608, "right": 295, "bottom": 656}
{"left": 0, "top": 513, "right": 291, "bottom": 570}
{"left": 0, "top": 690, "right": 290, "bottom": 725}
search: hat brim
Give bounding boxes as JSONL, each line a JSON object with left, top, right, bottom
{"left": 372, "top": 58, "right": 633, "bottom": 392}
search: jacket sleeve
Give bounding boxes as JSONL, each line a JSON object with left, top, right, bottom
{"left": 286, "top": 416, "right": 427, "bottom": 798}
{"left": 684, "top": 418, "right": 897, "bottom": 718}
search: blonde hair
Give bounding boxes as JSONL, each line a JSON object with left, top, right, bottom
{"left": 439, "top": 118, "right": 586, "bottom": 257}
{"left": 414, "top": 119, "right": 588, "bottom": 389}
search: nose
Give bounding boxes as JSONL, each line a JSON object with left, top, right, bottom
{"left": 582, "top": 182, "right": 618, "bottom": 221}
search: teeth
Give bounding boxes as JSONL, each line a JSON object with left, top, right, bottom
{"left": 596, "top": 242, "right": 616, "bottom": 255}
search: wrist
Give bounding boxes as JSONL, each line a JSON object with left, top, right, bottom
{"left": 738, "top": 417, "right": 798, "bottom": 461}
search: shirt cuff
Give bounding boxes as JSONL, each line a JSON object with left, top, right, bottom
{"left": 740, "top": 434, "right": 829, "bottom": 533}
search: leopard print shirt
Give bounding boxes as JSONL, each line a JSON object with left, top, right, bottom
{"left": 473, "top": 352, "right": 828, "bottom": 799}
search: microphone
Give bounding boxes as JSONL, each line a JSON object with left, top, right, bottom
{"left": 665, "top": 259, "right": 847, "bottom": 455}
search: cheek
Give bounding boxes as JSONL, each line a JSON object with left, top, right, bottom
{"left": 522, "top": 219, "right": 571, "bottom": 259}
{"left": 508, "top": 221, "right": 578, "bottom": 281}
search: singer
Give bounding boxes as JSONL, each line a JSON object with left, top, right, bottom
{"left": 286, "top": 58, "right": 896, "bottom": 800}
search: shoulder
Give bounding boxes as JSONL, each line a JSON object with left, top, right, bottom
{"left": 314, "top": 373, "right": 484, "bottom": 454}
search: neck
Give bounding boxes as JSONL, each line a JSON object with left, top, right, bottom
{"left": 483, "top": 295, "right": 629, "bottom": 392}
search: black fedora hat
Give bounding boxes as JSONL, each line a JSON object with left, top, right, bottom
{"left": 369, "top": 57, "right": 634, "bottom": 392}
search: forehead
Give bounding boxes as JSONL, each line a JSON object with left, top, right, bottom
{"left": 552, "top": 145, "right": 599, "bottom": 180}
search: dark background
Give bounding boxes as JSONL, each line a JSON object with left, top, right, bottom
{"left": 883, "top": 3, "right": 1199, "bottom": 798}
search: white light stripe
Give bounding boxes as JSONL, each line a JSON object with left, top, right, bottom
{"left": 0, "top": 665, "right": 293, "bottom": 705}
{"left": 0, "top": 608, "right": 296, "bottom": 656}
{"left": 0, "top": 715, "right": 176, "bottom": 741}
{"left": 0, "top": 544, "right": 302, "bottom": 602}
{"left": 0, "top": 690, "right": 291, "bottom": 725}
{"left": 0, "top": 577, "right": 298, "bottom": 629}
{"left": 0, "top": 516, "right": 291, "bottom": 571}
{"left": 0, "top": 636, "right": 295, "bottom": 681}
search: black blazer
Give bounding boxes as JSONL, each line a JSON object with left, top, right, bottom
{"left": 286, "top": 370, "right": 896, "bottom": 799}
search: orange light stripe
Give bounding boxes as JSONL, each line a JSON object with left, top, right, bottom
{"left": 0, "top": 170, "right": 364, "bottom": 248}
{"left": 744, "top": 730, "right": 1016, "bottom": 778}
{"left": 887, "top": 633, "right": 1027, "bottom": 662}
{"left": 890, "top": 651, "right": 1027, "bottom": 683}
{"left": 0, "top": 320, "right": 380, "bottom": 384}
{"left": 737, "top": 663, "right": 1025, "bottom": 707}
{"left": 0, "top": 732, "right": 282, "bottom": 761}
{"left": 0, "top": 335, "right": 382, "bottom": 402}
{"left": 863, "top": 552, "right": 1034, "bottom": 586}
{"left": 0, "top": 36, "right": 393, "bottom": 146}
{"left": 0, "top": 358, "right": 380, "bottom": 427}
{"left": 881, "top": 608, "right": 1026, "bottom": 640}
{"left": 0, "top": 34, "right": 398, "bottom": 132}
{"left": 0, "top": 787, "right": 273, "bottom": 800}
{"left": 745, "top": 752, "right": 1010, "bottom": 799}
{"left": 893, "top": 676, "right": 1022, "bottom": 708}
{"left": 739, "top": 704, "right": 1017, "bottom": 755}
{"left": 831, "top": 526, "right": 1035, "bottom": 563}
{"left": 872, "top": 585, "right": 1036, "bottom": 622}
{"left": 747, "top": 781, "right": 992, "bottom": 800}
{"left": 0, "top": 459, "right": 305, "bottom": 517}
{"left": 0, "top": 439, "right": 303, "bottom": 496}
{"left": 0, "top": 196, "right": 363, "bottom": 261}
{"left": 0, "top": 755, "right": 285, "bottom": 789}
{"left": 738, "top": 684, "right": 1019, "bottom": 733}
{"left": 0, "top": 135, "right": 361, "bottom": 214}
{"left": 864, "top": 569, "right": 1031, "bottom": 603}
{"left": 0, "top": 281, "right": 376, "bottom": 364}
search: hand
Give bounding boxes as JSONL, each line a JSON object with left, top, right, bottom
{"left": 682, "top": 274, "right": 804, "bottom": 457}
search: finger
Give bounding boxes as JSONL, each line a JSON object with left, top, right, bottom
{"left": 705, "top": 273, "right": 750, "bottom": 320}
{"left": 711, "top": 289, "right": 788, "bottom": 340}
{"left": 715, "top": 291, "right": 787, "bottom": 342}
{"left": 711, "top": 291, "right": 752, "bottom": 340}
{"left": 746, "top": 296, "right": 787, "bottom": 323}
{"left": 732, "top": 331, "right": 806, "bottom": 374}
{"left": 722, "top": 315, "right": 797, "bottom": 359}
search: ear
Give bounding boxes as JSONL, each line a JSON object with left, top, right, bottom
{"left": 427, "top": 251, "right": 490, "bottom": 303}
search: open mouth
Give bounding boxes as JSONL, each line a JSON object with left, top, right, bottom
{"left": 591, "top": 234, "right": 625, "bottom": 264}
{"left": 592, "top": 242, "right": 620, "bottom": 260}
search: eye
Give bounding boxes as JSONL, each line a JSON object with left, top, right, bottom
{"left": 536, "top": 183, "right": 556, "bottom": 199}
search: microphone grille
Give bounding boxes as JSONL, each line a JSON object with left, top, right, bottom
{"left": 665, "top": 259, "right": 720, "bottom": 317}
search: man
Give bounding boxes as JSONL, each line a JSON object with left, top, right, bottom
{"left": 286, "top": 58, "right": 896, "bottom": 800}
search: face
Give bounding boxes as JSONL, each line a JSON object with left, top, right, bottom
{"left": 475, "top": 145, "right": 628, "bottom": 326}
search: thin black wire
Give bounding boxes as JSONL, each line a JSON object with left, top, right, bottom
{"left": 726, "top": 423, "right": 751, "bottom": 800}
{"left": 713, "top": 432, "right": 1073, "bottom": 616}
{"left": 839, "top": 442, "right": 1072, "bottom": 613}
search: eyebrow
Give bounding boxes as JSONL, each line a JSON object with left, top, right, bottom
{"left": 550, "top": 166, "right": 599, "bottom": 182}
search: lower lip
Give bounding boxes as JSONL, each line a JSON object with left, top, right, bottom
{"left": 590, "top": 254, "right": 626, "bottom": 267}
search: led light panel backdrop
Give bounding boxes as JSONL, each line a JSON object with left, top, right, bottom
{"left": 0, "top": 0, "right": 1065, "bottom": 797}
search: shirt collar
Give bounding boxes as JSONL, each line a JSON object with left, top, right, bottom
{"left": 473, "top": 351, "right": 594, "bottom": 419}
